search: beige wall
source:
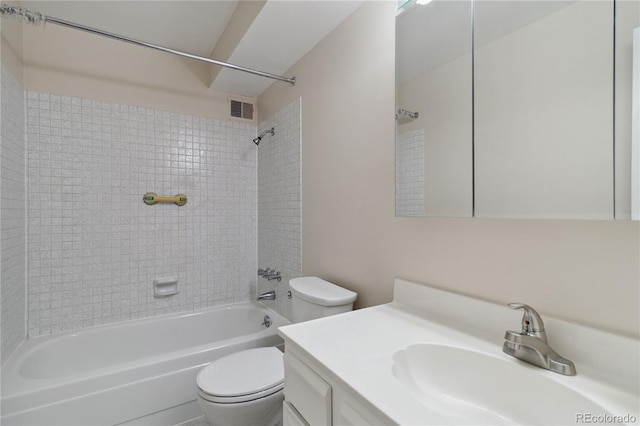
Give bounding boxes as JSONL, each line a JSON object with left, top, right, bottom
{"left": 258, "top": 1, "right": 640, "bottom": 337}
{"left": 1, "top": 1, "right": 23, "bottom": 83}
{"left": 21, "top": 21, "right": 246, "bottom": 119}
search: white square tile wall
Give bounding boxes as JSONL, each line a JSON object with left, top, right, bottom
{"left": 257, "top": 98, "right": 301, "bottom": 320}
{"left": 396, "top": 128, "right": 425, "bottom": 217}
{"left": 25, "top": 92, "right": 257, "bottom": 336}
{"left": 1, "top": 66, "right": 26, "bottom": 363}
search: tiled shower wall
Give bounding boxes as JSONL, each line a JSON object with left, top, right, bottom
{"left": 1, "top": 66, "right": 26, "bottom": 363}
{"left": 25, "top": 92, "right": 257, "bottom": 336}
{"left": 257, "top": 98, "right": 301, "bottom": 320}
{"left": 396, "top": 128, "right": 425, "bottom": 217}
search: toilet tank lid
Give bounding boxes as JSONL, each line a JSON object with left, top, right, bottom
{"left": 289, "top": 277, "right": 357, "bottom": 306}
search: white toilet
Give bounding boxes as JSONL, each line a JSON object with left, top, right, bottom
{"left": 196, "top": 277, "right": 357, "bottom": 426}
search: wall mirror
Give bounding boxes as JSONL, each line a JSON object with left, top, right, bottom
{"left": 395, "top": 0, "right": 473, "bottom": 218}
{"left": 395, "top": 0, "right": 640, "bottom": 220}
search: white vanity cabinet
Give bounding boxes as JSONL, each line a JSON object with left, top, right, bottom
{"left": 282, "top": 344, "right": 393, "bottom": 426}
{"left": 283, "top": 351, "right": 331, "bottom": 425}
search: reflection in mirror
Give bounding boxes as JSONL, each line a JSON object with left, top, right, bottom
{"left": 474, "top": 1, "right": 614, "bottom": 219}
{"left": 395, "top": 0, "right": 472, "bottom": 217}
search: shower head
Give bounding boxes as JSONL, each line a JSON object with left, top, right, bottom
{"left": 253, "top": 127, "right": 275, "bottom": 145}
{"left": 396, "top": 109, "right": 419, "bottom": 120}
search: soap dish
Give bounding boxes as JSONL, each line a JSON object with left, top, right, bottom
{"left": 153, "top": 277, "right": 178, "bottom": 297}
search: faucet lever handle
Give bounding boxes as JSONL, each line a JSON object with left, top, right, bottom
{"left": 508, "top": 303, "right": 546, "bottom": 339}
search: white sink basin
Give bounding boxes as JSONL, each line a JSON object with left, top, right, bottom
{"left": 392, "top": 343, "right": 610, "bottom": 425}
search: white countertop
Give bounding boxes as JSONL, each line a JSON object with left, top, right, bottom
{"left": 278, "top": 279, "right": 640, "bottom": 425}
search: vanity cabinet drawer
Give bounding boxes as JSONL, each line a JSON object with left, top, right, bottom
{"left": 283, "top": 401, "right": 310, "bottom": 426}
{"left": 333, "top": 386, "right": 392, "bottom": 426}
{"left": 284, "top": 353, "right": 332, "bottom": 426}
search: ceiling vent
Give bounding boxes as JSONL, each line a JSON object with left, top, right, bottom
{"left": 229, "top": 98, "right": 255, "bottom": 122}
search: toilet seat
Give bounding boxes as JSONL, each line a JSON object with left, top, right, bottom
{"left": 197, "top": 347, "right": 284, "bottom": 404}
{"left": 198, "top": 382, "right": 283, "bottom": 404}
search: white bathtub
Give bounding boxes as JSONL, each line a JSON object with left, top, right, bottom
{"left": 0, "top": 302, "right": 289, "bottom": 426}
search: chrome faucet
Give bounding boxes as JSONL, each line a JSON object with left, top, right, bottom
{"left": 266, "top": 271, "right": 281, "bottom": 281}
{"left": 257, "top": 290, "right": 276, "bottom": 301}
{"left": 257, "top": 268, "right": 281, "bottom": 281}
{"left": 503, "top": 303, "right": 577, "bottom": 376}
{"left": 258, "top": 268, "right": 271, "bottom": 277}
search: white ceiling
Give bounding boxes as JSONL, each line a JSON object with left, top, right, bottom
{"left": 213, "top": 0, "right": 363, "bottom": 97}
{"left": 21, "top": 0, "right": 363, "bottom": 97}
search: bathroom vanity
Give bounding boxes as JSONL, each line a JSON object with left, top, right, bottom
{"left": 277, "top": 279, "right": 639, "bottom": 425}
{"left": 281, "top": 344, "right": 392, "bottom": 425}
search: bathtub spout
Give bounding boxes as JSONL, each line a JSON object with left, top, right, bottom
{"left": 257, "top": 290, "right": 276, "bottom": 301}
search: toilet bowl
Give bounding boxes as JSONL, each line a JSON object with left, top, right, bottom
{"left": 196, "top": 347, "right": 284, "bottom": 426}
{"left": 196, "top": 277, "right": 357, "bottom": 426}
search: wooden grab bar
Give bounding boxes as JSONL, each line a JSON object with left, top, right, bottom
{"left": 143, "top": 192, "right": 187, "bottom": 206}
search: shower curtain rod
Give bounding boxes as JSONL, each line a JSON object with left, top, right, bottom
{"left": 0, "top": 3, "right": 296, "bottom": 86}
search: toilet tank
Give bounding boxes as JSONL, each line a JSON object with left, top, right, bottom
{"left": 289, "top": 277, "right": 357, "bottom": 323}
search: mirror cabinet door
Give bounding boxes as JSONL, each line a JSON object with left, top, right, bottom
{"left": 396, "top": 0, "right": 473, "bottom": 217}
{"left": 615, "top": 0, "right": 640, "bottom": 220}
{"left": 474, "top": 0, "right": 614, "bottom": 219}
{"left": 396, "top": 0, "right": 639, "bottom": 220}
